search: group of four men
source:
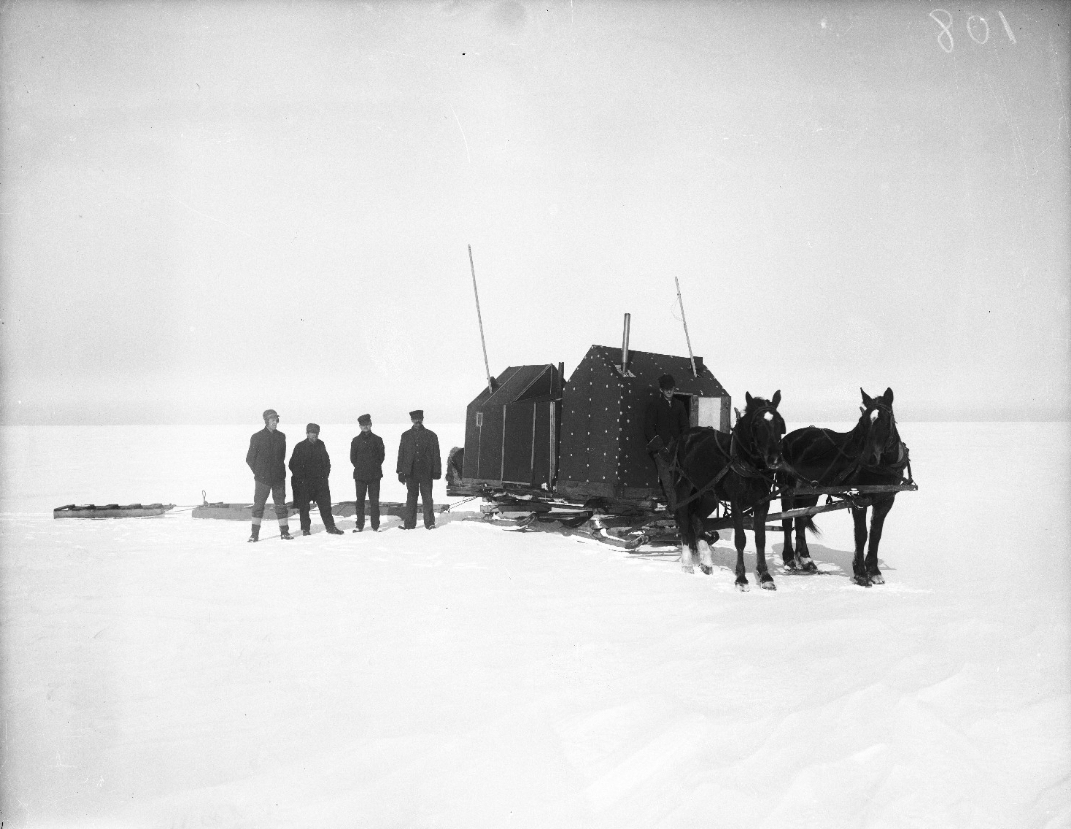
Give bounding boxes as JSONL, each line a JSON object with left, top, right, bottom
{"left": 244, "top": 408, "right": 441, "bottom": 542}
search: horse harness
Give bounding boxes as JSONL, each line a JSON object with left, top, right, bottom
{"left": 779, "top": 401, "right": 913, "bottom": 492}
{"left": 667, "top": 404, "right": 781, "bottom": 513}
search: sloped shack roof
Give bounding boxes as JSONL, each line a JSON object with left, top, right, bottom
{"left": 466, "top": 364, "right": 559, "bottom": 410}
{"left": 581, "top": 345, "right": 727, "bottom": 397}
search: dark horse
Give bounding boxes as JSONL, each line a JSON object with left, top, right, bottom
{"left": 670, "top": 391, "right": 786, "bottom": 591}
{"left": 779, "top": 388, "right": 909, "bottom": 587}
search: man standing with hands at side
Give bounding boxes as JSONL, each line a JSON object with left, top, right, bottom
{"left": 396, "top": 409, "right": 441, "bottom": 530}
{"left": 350, "top": 413, "right": 385, "bottom": 532}
{"left": 246, "top": 408, "right": 293, "bottom": 542}
{"left": 289, "top": 423, "right": 345, "bottom": 536}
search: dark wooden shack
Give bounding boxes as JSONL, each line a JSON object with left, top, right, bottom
{"left": 555, "top": 346, "right": 730, "bottom": 501}
{"left": 462, "top": 364, "right": 564, "bottom": 490}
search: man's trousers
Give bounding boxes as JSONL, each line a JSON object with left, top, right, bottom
{"left": 354, "top": 478, "right": 381, "bottom": 531}
{"left": 404, "top": 477, "right": 435, "bottom": 529}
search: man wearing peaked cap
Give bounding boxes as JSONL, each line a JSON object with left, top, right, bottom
{"left": 288, "top": 422, "right": 344, "bottom": 536}
{"left": 396, "top": 409, "right": 441, "bottom": 529}
{"left": 350, "top": 414, "right": 385, "bottom": 532}
{"left": 245, "top": 408, "right": 293, "bottom": 541}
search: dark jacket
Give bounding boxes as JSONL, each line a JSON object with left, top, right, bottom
{"left": 350, "top": 431, "right": 385, "bottom": 480}
{"left": 247, "top": 428, "right": 287, "bottom": 484}
{"left": 643, "top": 395, "right": 689, "bottom": 448}
{"left": 397, "top": 424, "right": 441, "bottom": 481}
{"left": 289, "top": 438, "right": 332, "bottom": 481}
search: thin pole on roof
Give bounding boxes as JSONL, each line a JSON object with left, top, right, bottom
{"left": 675, "top": 276, "right": 698, "bottom": 378}
{"left": 468, "top": 245, "right": 495, "bottom": 394}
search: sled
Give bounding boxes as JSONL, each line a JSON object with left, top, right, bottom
{"left": 54, "top": 503, "right": 174, "bottom": 519}
{"left": 331, "top": 501, "right": 449, "bottom": 519}
{"left": 192, "top": 501, "right": 300, "bottom": 520}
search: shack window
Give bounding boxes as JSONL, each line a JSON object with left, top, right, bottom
{"left": 697, "top": 397, "right": 721, "bottom": 429}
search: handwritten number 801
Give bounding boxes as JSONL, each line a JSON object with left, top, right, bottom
{"left": 930, "top": 9, "right": 1016, "bottom": 53}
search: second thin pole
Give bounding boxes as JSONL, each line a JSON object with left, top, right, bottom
{"left": 469, "top": 244, "right": 494, "bottom": 394}
{"left": 675, "top": 276, "right": 698, "bottom": 378}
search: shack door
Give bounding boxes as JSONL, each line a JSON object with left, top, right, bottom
{"left": 501, "top": 401, "right": 557, "bottom": 488}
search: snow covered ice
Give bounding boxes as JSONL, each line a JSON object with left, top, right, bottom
{"left": 1, "top": 422, "right": 1069, "bottom": 828}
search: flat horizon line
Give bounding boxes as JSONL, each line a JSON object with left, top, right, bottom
{"left": 2, "top": 419, "right": 1070, "bottom": 427}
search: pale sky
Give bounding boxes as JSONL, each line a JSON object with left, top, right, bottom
{"left": 2, "top": 0, "right": 1068, "bottom": 425}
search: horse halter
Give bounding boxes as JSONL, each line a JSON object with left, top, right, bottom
{"left": 861, "top": 400, "right": 903, "bottom": 467}
{"left": 732, "top": 402, "right": 785, "bottom": 472}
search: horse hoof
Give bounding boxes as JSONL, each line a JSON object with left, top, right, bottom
{"left": 735, "top": 578, "right": 749, "bottom": 592}
{"left": 700, "top": 564, "right": 712, "bottom": 575}
{"left": 869, "top": 572, "right": 885, "bottom": 585}
{"left": 760, "top": 576, "right": 776, "bottom": 591}
{"left": 682, "top": 564, "right": 695, "bottom": 574}
{"left": 802, "top": 559, "right": 818, "bottom": 573}
{"left": 784, "top": 559, "right": 799, "bottom": 572}
{"left": 853, "top": 574, "right": 872, "bottom": 588}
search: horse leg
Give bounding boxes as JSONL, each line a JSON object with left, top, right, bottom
{"left": 676, "top": 506, "right": 697, "bottom": 574}
{"left": 693, "top": 514, "right": 714, "bottom": 575}
{"left": 796, "top": 497, "right": 819, "bottom": 573}
{"left": 864, "top": 495, "right": 895, "bottom": 585}
{"left": 732, "top": 505, "right": 749, "bottom": 591}
{"left": 753, "top": 502, "right": 776, "bottom": 590}
{"left": 851, "top": 505, "right": 872, "bottom": 587}
{"left": 780, "top": 488, "right": 798, "bottom": 569}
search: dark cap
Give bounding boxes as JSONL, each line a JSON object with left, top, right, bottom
{"left": 409, "top": 409, "right": 424, "bottom": 420}
{"left": 305, "top": 423, "right": 320, "bottom": 435}
{"left": 357, "top": 413, "right": 371, "bottom": 426}
{"left": 658, "top": 374, "right": 676, "bottom": 391}
{"left": 263, "top": 409, "right": 279, "bottom": 422}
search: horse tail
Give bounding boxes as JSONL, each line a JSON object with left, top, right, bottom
{"left": 802, "top": 515, "right": 821, "bottom": 537}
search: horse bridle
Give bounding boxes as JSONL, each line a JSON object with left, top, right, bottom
{"left": 860, "top": 401, "right": 906, "bottom": 470}
{"left": 730, "top": 403, "right": 784, "bottom": 476}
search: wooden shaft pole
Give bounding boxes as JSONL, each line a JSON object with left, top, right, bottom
{"left": 469, "top": 245, "right": 494, "bottom": 394}
{"left": 675, "top": 276, "right": 698, "bottom": 377}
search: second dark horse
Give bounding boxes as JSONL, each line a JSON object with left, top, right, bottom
{"left": 779, "top": 387, "right": 909, "bottom": 587}
{"left": 670, "top": 391, "right": 786, "bottom": 591}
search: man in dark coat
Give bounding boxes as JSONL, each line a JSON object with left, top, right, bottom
{"left": 288, "top": 423, "right": 344, "bottom": 536}
{"left": 644, "top": 373, "right": 690, "bottom": 450}
{"left": 396, "top": 409, "right": 441, "bottom": 530}
{"left": 245, "top": 408, "right": 293, "bottom": 542}
{"left": 643, "top": 374, "right": 690, "bottom": 507}
{"left": 350, "top": 413, "right": 385, "bottom": 532}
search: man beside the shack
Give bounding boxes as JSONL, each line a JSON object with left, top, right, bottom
{"left": 396, "top": 409, "right": 441, "bottom": 530}
{"left": 246, "top": 409, "right": 293, "bottom": 542}
{"left": 643, "top": 373, "right": 689, "bottom": 506}
{"left": 289, "top": 423, "right": 345, "bottom": 536}
{"left": 350, "top": 413, "right": 385, "bottom": 532}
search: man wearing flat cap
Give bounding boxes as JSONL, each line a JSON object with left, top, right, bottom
{"left": 396, "top": 409, "right": 441, "bottom": 530}
{"left": 245, "top": 409, "right": 293, "bottom": 541}
{"left": 288, "top": 423, "right": 344, "bottom": 536}
{"left": 350, "top": 414, "right": 385, "bottom": 532}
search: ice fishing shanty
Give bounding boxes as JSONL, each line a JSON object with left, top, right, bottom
{"left": 459, "top": 314, "right": 730, "bottom": 502}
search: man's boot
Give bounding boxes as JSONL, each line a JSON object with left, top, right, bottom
{"left": 248, "top": 523, "right": 260, "bottom": 543}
